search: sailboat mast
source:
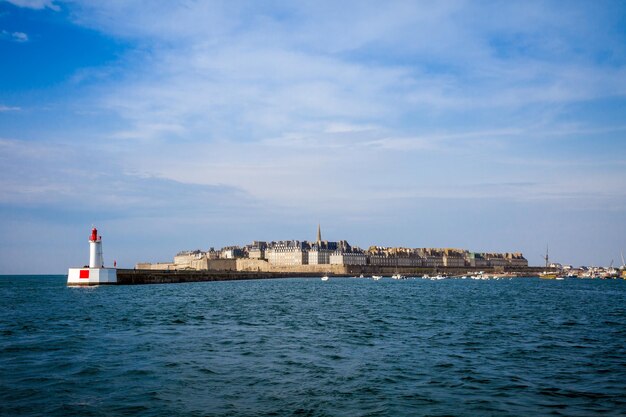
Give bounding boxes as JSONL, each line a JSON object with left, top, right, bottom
{"left": 541, "top": 244, "right": 549, "bottom": 269}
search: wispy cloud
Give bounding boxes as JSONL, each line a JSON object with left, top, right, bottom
{"left": 2, "top": 1, "right": 626, "bottom": 271}
{"left": 0, "top": 30, "right": 29, "bottom": 42}
{"left": 53, "top": 1, "right": 625, "bottom": 214}
{"left": 0, "top": 138, "right": 255, "bottom": 216}
{"left": 4, "top": 0, "right": 59, "bottom": 11}
{"left": 11, "top": 31, "right": 28, "bottom": 42}
{"left": 0, "top": 105, "right": 21, "bottom": 111}
{"left": 361, "top": 129, "right": 525, "bottom": 151}
{"left": 64, "top": 1, "right": 625, "bottom": 150}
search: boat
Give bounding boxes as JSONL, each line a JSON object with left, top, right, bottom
{"left": 372, "top": 275, "right": 382, "bottom": 280}
{"left": 321, "top": 275, "right": 329, "bottom": 281}
{"left": 539, "top": 271, "right": 558, "bottom": 279}
{"left": 470, "top": 271, "right": 487, "bottom": 279}
{"left": 391, "top": 257, "right": 406, "bottom": 280}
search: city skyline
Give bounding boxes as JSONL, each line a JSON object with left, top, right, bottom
{"left": 1, "top": 1, "right": 625, "bottom": 274}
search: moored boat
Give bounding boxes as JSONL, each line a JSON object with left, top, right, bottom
{"left": 539, "top": 271, "right": 559, "bottom": 279}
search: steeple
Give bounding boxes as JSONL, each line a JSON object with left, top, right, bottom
{"left": 317, "top": 224, "right": 322, "bottom": 243}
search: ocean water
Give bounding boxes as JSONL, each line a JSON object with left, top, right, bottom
{"left": 1, "top": 276, "right": 625, "bottom": 417}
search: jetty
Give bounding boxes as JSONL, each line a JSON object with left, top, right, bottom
{"left": 116, "top": 269, "right": 334, "bottom": 285}
{"left": 108, "top": 266, "right": 549, "bottom": 285}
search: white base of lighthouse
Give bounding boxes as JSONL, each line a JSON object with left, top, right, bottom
{"left": 67, "top": 267, "right": 117, "bottom": 286}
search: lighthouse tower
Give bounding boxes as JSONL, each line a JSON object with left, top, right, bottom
{"left": 89, "top": 227, "right": 104, "bottom": 268}
{"left": 67, "top": 227, "right": 117, "bottom": 286}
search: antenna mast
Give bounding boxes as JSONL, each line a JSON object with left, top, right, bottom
{"left": 541, "top": 244, "right": 549, "bottom": 268}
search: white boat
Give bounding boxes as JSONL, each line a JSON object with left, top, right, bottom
{"left": 391, "top": 273, "right": 406, "bottom": 279}
{"left": 372, "top": 275, "right": 382, "bottom": 280}
{"left": 321, "top": 275, "right": 329, "bottom": 281}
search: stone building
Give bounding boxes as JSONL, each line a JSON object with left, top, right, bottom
{"left": 137, "top": 225, "right": 530, "bottom": 272}
{"left": 308, "top": 249, "right": 331, "bottom": 265}
{"left": 265, "top": 241, "right": 309, "bottom": 266}
{"left": 505, "top": 252, "right": 528, "bottom": 267}
{"left": 221, "top": 246, "right": 244, "bottom": 259}
{"left": 466, "top": 252, "right": 489, "bottom": 267}
{"left": 330, "top": 251, "right": 367, "bottom": 266}
{"left": 247, "top": 241, "right": 267, "bottom": 260}
{"left": 482, "top": 253, "right": 508, "bottom": 267}
{"left": 173, "top": 250, "right": 205, "bottom": 269}
{"left": 442, "top": 249, "right": 467, "bottom": 267}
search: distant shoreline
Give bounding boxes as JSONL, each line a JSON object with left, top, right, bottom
{"left": 107, "top": 267, "right": 553, "bottom": 285}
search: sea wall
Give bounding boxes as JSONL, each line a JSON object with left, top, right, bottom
{"left": 116, "top": 269, "right": 332, "bottom": 285}
{"left": 136, "top": 258, "right": 549, "bottom": 277}
{"left": 236, "top": 259, "right": 347, "bottom": 274}
{"left": 116, "top": 266, "right": 551, "bottom": 285}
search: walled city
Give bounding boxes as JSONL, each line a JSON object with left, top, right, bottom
{"left": 137, "top": 226, "right": 528, "bottom": 274}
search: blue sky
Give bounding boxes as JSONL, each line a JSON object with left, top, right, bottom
{"left": 1, "top": 0, "right": 625, "bottom": 274}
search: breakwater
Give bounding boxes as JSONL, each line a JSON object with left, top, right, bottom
{"left": 116, "top": 269, "right": 334, "bottom": 285}
{"left": 114, "top": 266, "right": 552, "bottom": 285}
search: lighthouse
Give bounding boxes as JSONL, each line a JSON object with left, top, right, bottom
{"left": 67, "top": 227, "right": 117, "bottom": 286}
{"left": 89, "top": 227, "right": 104, "bottom": 268}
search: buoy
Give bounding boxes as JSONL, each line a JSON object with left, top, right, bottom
{"left": 67, "top": 227, "right": 117, "bottom": 286}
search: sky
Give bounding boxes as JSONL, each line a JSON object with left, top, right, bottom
{"left": 1, "top": 0, "right": 625, "bottom": 274}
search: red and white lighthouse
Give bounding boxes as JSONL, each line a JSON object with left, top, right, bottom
{"left": 67, "top": 227, "right": 117, "bottom": 286}
{"left": 89, "top": 227, "right": 104, "bottom": 268}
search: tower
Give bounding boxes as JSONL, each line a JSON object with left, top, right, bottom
{"left": 89, "top": 227, "right": 104, "bottom": 268}
{"left": 542, "top": 244, "right": 549, "bottom": 268}
{"left": 317, "top": 224, "right": 322, "bottom": 243}
{"left": 67, "top": 226, "right": 117, "bottom": 286}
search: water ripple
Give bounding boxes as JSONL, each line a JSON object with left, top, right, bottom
{"left": 1, "top": 276, "right": 625, "bottom": 416}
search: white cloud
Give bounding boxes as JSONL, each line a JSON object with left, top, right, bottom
{"left": 323, "top": 122, "right": 378, "bottom": 134}
{"left": 3, "top": 1, "right": 625, "bottom": 260}
{"left": 1, "top": 2, "right": 625, "bottom": 271}
{"left": 50, "top": 1, "right": 623, "bottom": 216}
{"left": 0, "top": 30, "right": 29, "bottom": 43}
{"left": 71, "top": 1, "right": 625, "bottom": 149}
{"left": 4, "top": 0, "right": 59, "bottom": 11}
{"left": 11, "top": 31, "right": 28, "bottom": 42}
{"left": 0, "top": 105, "right": 21, "bottom": 111}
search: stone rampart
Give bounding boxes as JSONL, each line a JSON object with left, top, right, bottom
{"left": 236, "top": 259, "right": 347, "bottom": 274}
{"left": 136, "top": 262, "right": 176, "bottom": 270}
{"left": 207, "top": 259, "right": 237, "bottom": 271}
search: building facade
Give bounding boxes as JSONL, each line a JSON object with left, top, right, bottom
{"left": 330, "top": 252, "right": 367, "bottom": 266}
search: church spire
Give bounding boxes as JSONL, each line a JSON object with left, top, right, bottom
{"left": 317, "top": 224, "right": 322, "bottom": 243}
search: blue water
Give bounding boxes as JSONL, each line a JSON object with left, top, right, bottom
{"left": 1, "top": 276, "right": 625, "bottom": 416}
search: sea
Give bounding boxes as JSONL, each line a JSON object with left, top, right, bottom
{"left": 1, "top": 276, "right": 625, "bottom": 417}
